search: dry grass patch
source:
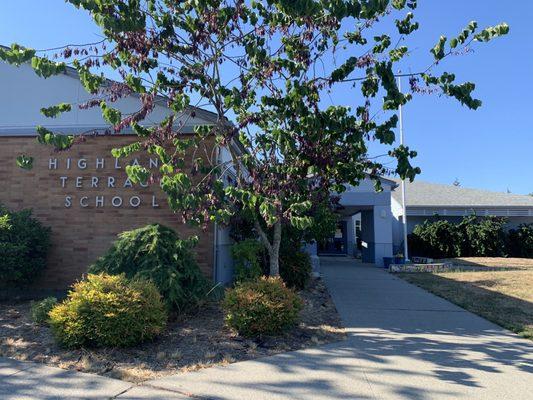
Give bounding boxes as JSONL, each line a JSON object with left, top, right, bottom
{"left": 437, "top": 257, "right": 533, "bottom": 270}
{"left": 398, "top": 270, "right": 533, "bottom": 340}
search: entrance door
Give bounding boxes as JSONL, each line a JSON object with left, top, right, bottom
{"left": 318, "top": 221, "right": 348, "bottom": 255}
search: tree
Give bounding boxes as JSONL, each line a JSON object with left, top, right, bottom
{"left": 0, "top": 0, "right": 509, "bottom": 276}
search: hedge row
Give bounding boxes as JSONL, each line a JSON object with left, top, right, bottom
{"left": 408, "top": 216, "right": 533, "bottom": 259}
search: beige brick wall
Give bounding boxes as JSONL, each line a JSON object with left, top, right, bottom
{"left": 0, "top": 134, "right": 215, "bottom": 289}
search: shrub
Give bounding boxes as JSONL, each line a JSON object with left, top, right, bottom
{"left": 49, "top": 273, "right": 167, "bottom": 348}
{"left": 279, "top": 249, "right": 311, "bottom": 289}
{"left": 409, "top": 215, "right": 511, "bottom": 258}
{"left": 30, "top": 297, "right": 58, "bottom": 324}
{"left": 507, "top": 224, "right": 533, "bottom": 258}
{"left": 0, "top": 205, "right": 51, "bottom": 286}
{"left": 89, "top": 224, "right": 208, "bottom": 313}
{"left": 223, "top": 276, "right": 303, "bottom": 337}
{"left": 409, "top": 219, "right": 462, "bottom": 258}
{"left": 232, "top": 239, "right": 263, "bottom": 283}
{"left": 460, "top": 216, "right": 507, "bottom": 257}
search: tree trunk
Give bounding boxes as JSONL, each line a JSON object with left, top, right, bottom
{"left": 253, "top": 218, "right": 282, "bottom": 277}
{"left": 269, "top": 221, "right": 282, "bottom": 276}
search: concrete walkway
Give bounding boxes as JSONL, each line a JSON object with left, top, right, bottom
{"left": 2, "top": 258, "right": 532, "bottom": 399}
{"left": 146, "top": 258, "right": 533, "bottom": 399}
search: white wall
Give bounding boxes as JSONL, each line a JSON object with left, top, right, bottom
{"left": 0, "top": 62, "right": 212, "bottom": 133}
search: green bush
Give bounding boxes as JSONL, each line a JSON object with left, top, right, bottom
{"left": 30, "top": 297, "right": 58, "bottom": 324}
{"left": 279, "top": 249, "right": 311, "bottom": 289}
{"left": 409, "top": 215, "right": 512, "bottom": 258}
{"left": 0, "top": 205, "right": 51, "bottom": 286}
{"left": 409, "top": 219, "right": 462, "bottom": 258}
{"left": 460, "top": 216, "right": 506, "bottom": 257}
{"left": 89, "top": 224, "right": 208, "bottom": 313}
{"left": 507, "top": 224, "right": 533, "bottom": 258}
{"left": 232, "top": 239, "right": 263, "bottom": 283}
{"left": 223, "top": 276, "right": 303, "bottom": 337}
{"left": 49, "top": 273, "right": 167, "bottom": 348}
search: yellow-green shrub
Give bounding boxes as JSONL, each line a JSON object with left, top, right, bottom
{"left": 223, "top": 276, "right": 303, "bottom": 337}
{"left": 49, "top": 273, "right": 167, "bottom": 348}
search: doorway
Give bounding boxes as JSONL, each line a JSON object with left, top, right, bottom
{"left": 318, "top": 221, "right": 348, "bottom": 255}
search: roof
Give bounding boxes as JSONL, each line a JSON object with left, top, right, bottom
{"left": 366, "top": 173, "right": 399, "bottom": 188}
{"left": 0, "top": 44, "right": 222, "bottom": 126}
{"left": 391, "top": 179, "right": 533, "bottom": 208}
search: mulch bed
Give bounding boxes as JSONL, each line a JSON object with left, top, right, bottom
{"left": 0, "top": 278, "right": 345, "bottom": 382}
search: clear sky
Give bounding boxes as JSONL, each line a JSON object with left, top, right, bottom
{"left": 1, "top": 1, "right": 532, "bottom": 194}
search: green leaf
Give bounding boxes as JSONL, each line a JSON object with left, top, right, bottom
{"left": 430, "top": 36, "right": 447, "bottom": 61}
{"left": 395, "top": 13, "right": 419, "bottom": 35}
{"left": 31, "top": 57, "right": 66, "bottom": 78}
{"left": 372, "top": 35, "right": 391, "bottom": 54}
{"left": 40, "top": 103, "right": 72, "bottom": 118}
{"left": 100, "top": 102, "right": 122, "bottom": 125}
{"left": 290, "top": 216, "right": 313, "bottom": 230}
{"left": 74, "top": 60, "right": 104, "bottom": 94}
{"left": 16, "top": 155, "right": 34, "bottom": 170}
{"left": 111, "top": 142, "right": 141, "bottom": 158}
{"left": 389, "top": 46, "right": 408, "bottom": 62}
{"left": 259, "top": 201, "right": 278, "bottom": 226}
{"left": 0, "top": 44, "right": 35, "bottom": 66}
{"left": 331, "top": 57, "right": 358, "bottom": 82}
{"left": 474, "top": 23, "right": 510, "bottom": 42}
{"left": 125, "top": 165, "right": 150, "bottom": 185}
{"left": 36, "top": 126, "right": 74, "bottom": 150}
{"left": 125, "top": 74, "right": 146, "bottom": 93}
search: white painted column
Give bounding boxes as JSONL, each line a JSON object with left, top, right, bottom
{"left": 372, "top": 205, "right": 394, "bottom": 266}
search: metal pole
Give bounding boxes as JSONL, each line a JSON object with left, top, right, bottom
{"left": 398, "top": 75, "right": 409, "bottom": 261}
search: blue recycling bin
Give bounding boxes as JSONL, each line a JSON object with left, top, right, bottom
{"left": 383, "top": 257, "right": 393, "bottom": 268}
{"left": 394, "top": 256, "right": 405, "bottom": 265}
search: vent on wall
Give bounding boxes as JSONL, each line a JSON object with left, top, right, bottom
{"left": 508, "top": 209, "right": 532, "bottom": 217}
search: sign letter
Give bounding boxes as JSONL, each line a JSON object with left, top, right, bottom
{"left": 111, "top": 196, "right": 123, "bottom": 207}
{"left": 129, "top": 196, "right": 141, "bottom": 208}
{"left": 95, "top": 196, "right": 104, "bottom": 207}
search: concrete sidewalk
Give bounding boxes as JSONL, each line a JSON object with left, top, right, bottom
{"left": 146, "top": 258, "right": 533, "bottom": 399}
{"left": 0, "top": 357, "right": 192, "bottom": 399}
{"left": 0, "top": 357, "right": 132, "bottom": 399}
{"left": 2, "top": 258, "right": 532, "bottom": 399}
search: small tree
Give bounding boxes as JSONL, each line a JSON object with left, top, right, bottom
{"left": 0, "top": 1, "right": 508, "bottom": 275}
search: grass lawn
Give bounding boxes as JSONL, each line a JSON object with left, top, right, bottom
{"left": 437, "top": 257, "right": 533, "bottom": 270}
{"left": 398, "top": 269, "right": 533, "bottom": 340}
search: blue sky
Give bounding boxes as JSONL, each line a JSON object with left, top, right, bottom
{"left": 1, "top": 1, "right": 532, "bottom": 194}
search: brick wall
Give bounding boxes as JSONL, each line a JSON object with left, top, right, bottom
{"left": 0, "top": 134, "right": 215, "bottom": 289}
